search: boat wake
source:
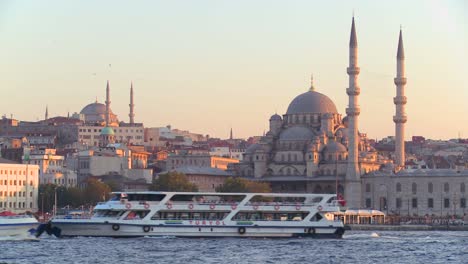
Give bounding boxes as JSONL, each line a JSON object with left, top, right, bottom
{"left": 0, "top": 234, "right": 40, "bottom": 242}
{"left": 343, "top": 232, "right": 381, "bottom": 239}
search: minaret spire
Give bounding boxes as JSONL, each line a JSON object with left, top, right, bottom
{"left": 345, "top": 16, "right": 362, "bottom": 208}
{"left": 129, "top": 82, "right": 135, "bottom": 124}
{"left": 45, "top": 105, "right": 49, "bottom": 120}
{"left": 309, "top": 73, "right": 315, "bottom": 91}
{"left": 394, "top": 28, "right": 407, "bottom": 168}
{"left": 105, "top": 80, "right": 110, "bottom": 126}
{"left": 230, "top": 128, "right": 233, "bottom": 140}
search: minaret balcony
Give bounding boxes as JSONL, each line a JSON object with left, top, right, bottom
{"left": 346, "top": 87, "right": 361, "bottom": 96}
{"left": 394, "top": 77, "right": 407, "bottom": 85}
{"left": 393, "top": 115, "right": 407, "bottom": 123}
{"left": 347, "top": 67, "right": 360, "bottom": 75}
{"left": 346, "top": 107, "right": 360, "bottom": 116}
{"left": 393, "top": 96, "right": 407, "bottom": 105}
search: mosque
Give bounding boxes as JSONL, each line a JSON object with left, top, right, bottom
{"left": 229, "top": 17, "right": 405, "bottom": 209}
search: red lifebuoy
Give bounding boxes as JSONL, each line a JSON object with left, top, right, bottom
{"left": 209, "top": 204, "right": 216, "bottom": 210}
{"left": 253, "top": 205, "right": 259, "bottom": 210}
{"left": 167, "top": 203, "right": 173, "bottom": 209}
{"left": 317, "top": 205, "right": 323, "bottom": 211}
{"left": 188, "top": 204, "right": 194, "bottom": 210}
{"left": 144, "top": 203, "right": 150, "bottom": 210}
{"left": 295, "top": 205, "right": 301, "bottom": 211}
{"left": 274, "top": 205, "right": 280, "bottom": 211}
{"left": 231, "top": 204, "right": 237, "bottom": 210}
{"left": 125, "top": 203, "right": 132, "bottom": 209}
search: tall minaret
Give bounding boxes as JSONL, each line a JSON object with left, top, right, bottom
{"left": 230, "top": 128, "right": 233, "bottom": 140}
{"left": 345, "top": 17, "right": 362, "bottom": 208}
{"left": 394, "top": 28, "right": 407, "bottom": 168}
{"left": 105, "top": 80, "right": 110, "bottom": 126}
{"left": 45, "top": 105, "right": 49, "bottom": 120}
{"left": 129, "top": 82, "right": 135, "bottom": 124}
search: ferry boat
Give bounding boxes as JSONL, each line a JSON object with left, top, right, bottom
{"left": 47, "top": 192, "right": 345, "bottom": 238}
{"left": 0, "top": 211, "right": 39, "bottom": 237}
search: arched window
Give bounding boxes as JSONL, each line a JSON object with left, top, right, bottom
{"left": 338, "top": 154, "right": 342, "bottom": 161}
{"left": 287, "top": 153, "right": 291, "bottom": 162}
{"left": 412, "top": 183, "right": 417, "bottom": 194}
{"left": 286, "top": 168, "right": 291, "bottom": 175}
{"left": 461, "top": 183, "right": 465, "bottom": 193}
{"left": 396, "top": 183, "right": 401, "bottom": 192}
{"left": 444, "top": 182, "right": 449, "bottom": 192}
{"left": 428, "top": 182, "right": 433, "bottom": 193}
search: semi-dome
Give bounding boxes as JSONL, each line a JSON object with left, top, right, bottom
{"left": 245, "top": 143, "right": 262, "bottom": 154}
{"left": 323, "top": 140, "right": 347, "bottom": 153}
{"left": 279, "top": 126, "right": 314, "bottom": 141}
{"left": 286, "top": 91, "right": 338, "bottom": 115}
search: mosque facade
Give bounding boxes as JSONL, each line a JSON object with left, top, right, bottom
{"left": 229, "top": 18, "right": 393, "bottom": 208}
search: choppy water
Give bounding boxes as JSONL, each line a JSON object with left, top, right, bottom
{"left": 1, "top": 231, "right": 467, "bottom": 264}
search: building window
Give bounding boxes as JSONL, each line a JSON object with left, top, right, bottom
{"left": 396, "top": 183, "right": 401, "bottom": 192}
{"left": 461, "top": 198, "right": 466, "bottom": 208}
{"left": 428, "top": 198, "right": 434, "bottom": 208}
{"left": 412, "top": 198, "right": 418, "bottom": 208}
{"left": 396, "top": 198, "right": 402, "bottom": 208}
{"left": 365, "top": 198, "right": 371, "bottom": 208}
{"left": 412, "top": 183, "right": 417, "bottom": 194}
{"left": 461, "top": 183, "right": 466, "bottom": 193}
{"left": 428, "top": 182, "right": 433, "bottom": 193}
{"left": 365, "top": 183, "right": 371, "bottom": 193}
{"left": 444, "top": 183, "right": 449, "bottom": 192}
{"left": 444, "top": 198, "right": 450, "bottom": 208}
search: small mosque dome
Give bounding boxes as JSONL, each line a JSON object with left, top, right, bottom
{"left": 323, "top": 140, "right": 347, "bottom": 153}
{"left": 100, "top": 127, "right": 115, "bottom": 136}
{"left": 269, "top": 114, "right": 282, "bottom": 121}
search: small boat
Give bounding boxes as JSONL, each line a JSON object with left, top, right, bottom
{"left": 0, "top": 211, "right": 39, "bottom": 237}
{"left": 46, "top": 191, "right": 345, "bottom": 238}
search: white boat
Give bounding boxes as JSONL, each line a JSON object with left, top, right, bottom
{"left": 48, "top": 192, "right": 345, "bottom": 238}
{"left": 0, "top": 211, "right": 39, "bottom": 237}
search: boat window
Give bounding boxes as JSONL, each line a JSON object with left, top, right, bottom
{"left": 170, "top": 194, "right": 245, "bottom": 204}
{"left": 111, "top": 193, "right": 166, "bottom": 202}
{"left": 248, "top": 195, "right": 306, "bottom": 204}
{"left": 326, "top": 196, "right": 337, "bottom": 203}
{"left": 232, "top": 211, "right": 309, "bottom": 221}
{"left": 309, "top": 213, "right": 323, "bottom": 222}
{"left": 150, "top": 211, "right": 231, "bottom": 221}
{"left": 124, "top": 210, "right": 150, "bottom": 220}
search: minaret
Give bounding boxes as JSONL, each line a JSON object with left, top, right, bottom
{"left": 230, "top": 128, "right": 233, "bottom": 140}
{"left": 394, "top": 28, "right": 407, "bottom": 168}
{"left": 105, "top": 80, "right": 110, "bottom": 126}
{"left": 129, "top": 82, "right": 135, "bottom": 124}
{"left": 45, "top": 105, "right": 49, "bottom": 120}
{"left": 345, "top": 17, "right": 362, "bottom": 208}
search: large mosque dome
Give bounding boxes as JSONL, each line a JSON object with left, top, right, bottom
{"left": 286, "top": 91, "right": 338, "bottom": 115}
{"left": 80, "top": 102, "right": 107, "bottom": 116}
{"left": 80, "top": 102, "right": 119, "bottom": 124}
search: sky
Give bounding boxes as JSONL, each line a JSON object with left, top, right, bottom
{"left": 0, "top": 0, "right": 466, "bottom": 140}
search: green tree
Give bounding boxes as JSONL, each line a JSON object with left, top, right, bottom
{"left": 38, "top": 184, "right": 57, "bottom": 213}
{"left": 83, "top": 178, "right": 112, "bottom": 205}
{"left": 150, "top": 172, "right": 198, "bottom": 192}
{"left": 216, "top": 177, "right": 271, "bottom": 193}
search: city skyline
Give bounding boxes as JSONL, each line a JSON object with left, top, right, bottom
{"left": 0, "top": 0, "right": 466, "bottom": 140}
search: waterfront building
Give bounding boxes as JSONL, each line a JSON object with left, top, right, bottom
{"left": 159, "top": 166, "right": 231, "bottom": 192}
{"left": 0, "top": 158, "right": 39, "bottom": 213}
{"left": 167, "top": 153, "right": 239, "bottom": 171}
{"left": 22, "top": 148, "right": 77, "bottom": 187}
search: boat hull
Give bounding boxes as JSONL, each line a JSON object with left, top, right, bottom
{"left": 50, "top": 221, "right": 344, "bottom": 238}
{"left": 0, "top": 221, "right": 39, "bottom": 237}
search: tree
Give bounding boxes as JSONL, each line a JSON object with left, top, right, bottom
{"left": 83, "top": 178, "right": 112, "bottom": 205}
{"left": 216, "top": 177, "right": 271, "bottom": 193}
{"left": 150, "top": 172, "right": 198, "bottom": 192}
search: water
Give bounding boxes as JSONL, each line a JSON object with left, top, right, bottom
{"left": 1, "top": 231, "right": 467, "bottom": 264}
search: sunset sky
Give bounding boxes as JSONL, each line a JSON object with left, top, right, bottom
{"left": 0, "top": 0, "right": 466, "bottom": 140}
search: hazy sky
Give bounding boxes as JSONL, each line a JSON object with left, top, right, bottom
{"left": 0, "top": 0, "right": 466, "bottom": 140}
